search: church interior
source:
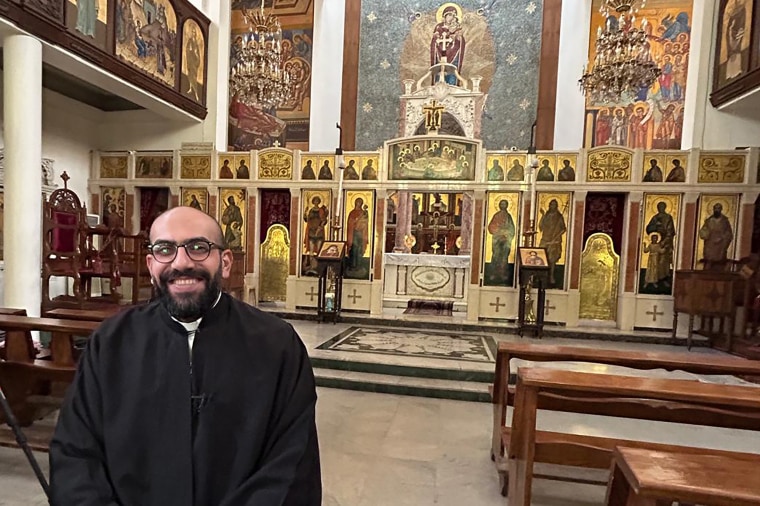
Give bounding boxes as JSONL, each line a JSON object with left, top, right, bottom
{"left": 1, "top": 0, "right": 760, "bottom": 504}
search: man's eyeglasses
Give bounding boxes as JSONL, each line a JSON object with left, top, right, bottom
{"left": 148, "top": 240, "right": 225, "bottom": 263}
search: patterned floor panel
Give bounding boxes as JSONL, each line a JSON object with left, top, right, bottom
{"left": 317, "top": 326, "right": 497, "bottom": 363}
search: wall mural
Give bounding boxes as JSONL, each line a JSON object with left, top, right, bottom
{"left": 535, "top": 191, "right": 571, "bottom": 289}
{"left": 228, "top": 27, "right": 313, "bottom": 150}
{"left": 181, "top": 19, "right": 205, "bottom": 103}
{"left": 694, "top": 193, "right": 739, "bottom": 269}
{"left": 639, "top": 193, "right": 681, "bottom": 295}
{"left": 343, "top": 190, "right": 374, "bottom": 280}
{"left": 136, "top": 154, "right": 173, "bottom": 178}
{"left": 584, "top": 0, "right": 693, "bottom": 150}
{"left": 357, "top": 0, "right": 543, "bottom": 151}
{"left": 220, "top": 188, "right": 247, "bottom": 251}
{"left": 102, "top": 186, "right": 126, "bottom": 228}
{"left": 715, "top": 0, "right": 753, "bottom": 89}
{"left": 67, "top": 0, "right": 108, "bottom": 47}
{"left": 100, "top": 155, "right": 128, "bottom": 178}
{"left": 181, "top": 188, "right": 208, "bottom": 213}
{"left": 115, "top": 0, "right": 177, "bottom": 87}
{"left": 483, "top": 191, "right": 520, "bottom": 287}
{"left": 388, "top": 137, "right": 477, "bottom": 180}
{"left": 301, "top": 189, "right": 331, "bottom": 276}
{"left": 218, "top": 153, "right": 251, "bottom": 179}
{"left": 641, "top": 152, "right": 688, "bottom": 182}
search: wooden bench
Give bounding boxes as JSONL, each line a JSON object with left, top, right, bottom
{"left": 0, "top": 314, "right": 99, "bottom": 450}
{"left": 44, "top": 306, "right": 126, "bottom": 322}
{"left": 606, "top": 446, "right": 760, "bottom": 506}
{"left": 491, "top": 342, "right": 760, "bottom": 460}
{"left": 507, "top": 367, "right": 760, "bottom": 506}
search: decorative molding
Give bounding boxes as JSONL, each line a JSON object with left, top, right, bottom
{"left": 0, "top": 149, "right": 58, "bottom": 196}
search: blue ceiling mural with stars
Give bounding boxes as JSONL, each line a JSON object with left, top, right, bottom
{"left": 356, "top": 0, "right": 544, "bottom": 151}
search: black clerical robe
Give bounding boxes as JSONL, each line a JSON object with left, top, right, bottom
{"left": 49, "top": 293, "right": 321, "bottom": 506}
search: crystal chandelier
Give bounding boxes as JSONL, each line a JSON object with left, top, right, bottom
{"left": 579, "top": 0, "right": 661, "bottom": 102}
{"left": 229, "top": 3, "right": 293, "bottom": 110}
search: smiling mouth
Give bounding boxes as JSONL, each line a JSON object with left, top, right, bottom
{"left": 170, "top": 277, "right": 203, "bottom": 286}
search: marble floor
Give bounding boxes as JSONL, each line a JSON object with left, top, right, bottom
{"left": 1, "top": 318, "right": 759, "bottom": 505}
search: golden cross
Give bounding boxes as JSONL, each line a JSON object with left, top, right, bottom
{"left": 423, "top": 100, "right": 445, "bottom": 133}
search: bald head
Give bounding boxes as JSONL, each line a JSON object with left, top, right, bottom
{"left": 150, "top": 206, "right": 224, "bottom": 246}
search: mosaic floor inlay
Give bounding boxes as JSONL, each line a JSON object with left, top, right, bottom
{"left": 317, "top": 327, "right": 496, "bottom": 363}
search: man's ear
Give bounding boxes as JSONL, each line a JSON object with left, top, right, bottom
{"left": 221, "top": 249, "right": 233, "bottom": 279}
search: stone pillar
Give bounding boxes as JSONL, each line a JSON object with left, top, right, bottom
{"left": 459, "top": 192, "right": 473, "bottom": 255}
{"left": 3, "top": 35, "right": 42, "bottom": 318}
{"left": 394, "top": 191, "right": 412, "bottom": 252}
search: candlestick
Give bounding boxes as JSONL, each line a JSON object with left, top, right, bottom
{"left": 528, "top": 156, "right": 538, "bottom": 228}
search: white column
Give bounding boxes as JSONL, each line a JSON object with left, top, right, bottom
{"left": 4, "top": 35, "right": 43, "bottom": 318}
{"left": 553, "top": 0, "right": 593, "bottom": 150}
{"left": 309, "top": 0, "right": 345, "bottom": 151}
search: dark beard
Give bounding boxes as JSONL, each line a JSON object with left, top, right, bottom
{"left": 154, "top": 267, "right": 222, "bottom": 321}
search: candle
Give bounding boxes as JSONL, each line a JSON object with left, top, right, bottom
{"left": 334, "top": 151, "right": 345, "bottom": 237}
{"left": 529, "top": 157, "right": 538, "bottom": 224}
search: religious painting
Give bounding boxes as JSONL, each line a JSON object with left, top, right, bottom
{"left": 641, "top": 154, "right": 667, "bottom": 182}
{"left": 25, "top": 0, "right": 64, "bottom": 23}
{"left": 136, "top": 154, "right": 173, "bottom": 178}
{"left": 228, "top": 26, "right": 313, "bottom": 150}
{"left": 299, "top": 155, "right": 318, "bottom": 180}
{"left": 586, "top": 148, "right": 632, "bottom": 182}
{"left": 180, "top": 19, "right": 205, "bottom": 104}
{"left": 555, "top": 154, "right": 577, "bottom": 182}
{"left": 180, "top": 188, "right": 208, "bottom": 213}
{"left": 180, "top": 155, "right": 211, "bottom": 179}
{"left": 234, "top": 154, "right": 251, "bottom": 179}
{"left": 518, "top": 247, "right": 548, "bottom": 267}
{"left": 66, "top": 0, "right": 108, "bottom": 48}
{"left": 344, "top": 156, "right": 362, "bottom": 181}
{"left": 584, "top": 0, "right": 693, "bottom": 150}
{"left": 115, "top": 0, "right": 177, "bottom": 87}
{"left": 483, "top": 191, "right": 520, "bottom": 287}
{"left": 259, "top": 149, "right": 293, "bottom": 179}
{"left": 714, "top": 0, "right": 753, "bottom": 89}
{"left": 536, "top": 155, "right": 556, "bottom": 182}
{"left": 579, "top": 233, "right": 619, "bottom": 321}
{"left": 697, "top": 153, "right": 745, "bottom": 183}
{"left": 360, "top": 155, "right": 380, "bottom": 180}
{"left": 535, "top": 192, "right": 572, "bottom": 289}
{"left": 101, "top": 186, "right": 126, "bottom": 228}
{"left": 301, "top": 189, "right": 331, "bottom": 276}
{"left": 138, "top": 187, "right": 169, "bottom": 232}
{"left": 639, "top": 193, "right": 682, "bottom": 295}
{"left": 219, "top": 188, "right": 247, "bottom": 251}
{"left": 218, "top": 154, "right": 236, "bottom": 179}
{"left": 506, "top": 154, "right": 526, "bottom": 182}
{"left": 664, "top": 153, "right": 687, "bottom": 182}
{"left": 343, "top": 190, "right": 374, "bottom": 280}
{"left": 388, "top": 137, "right": 477, "bottom": 181}
{"left": 694, "top": 194, "right": 739, "bottom": 269}
{"left": 318, "top": 241, "right": 346, "bottom": 259}
{"left": 99, "top": 155, "right": 128, "bottom": 178}
{"left": 259, "top": 223, "right": 290, "bottom": 303}
{"left": 359, "top": 1, "right": 541, "bottom": 150}
{"left": 314, "top": 156, "right": 335, "bottom": 181}
{"left": 486, "top": 154, "right": 506, "bottom": 182}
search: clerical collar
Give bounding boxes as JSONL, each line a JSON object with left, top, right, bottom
{"left": 171, "top": 291, "right": 222, "bottom": 331}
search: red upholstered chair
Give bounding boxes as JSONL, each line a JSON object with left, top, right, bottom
{"left": 41, "top": 172, "right": 121, "bottom": 309}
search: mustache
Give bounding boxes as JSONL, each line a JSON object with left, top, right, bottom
{"left": 159, "top": 268, "right": 211, "bottom": 284}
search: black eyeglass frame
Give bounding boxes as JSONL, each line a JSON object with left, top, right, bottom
{"left": 147, "top": 239, "right": 227, "bottom": 264}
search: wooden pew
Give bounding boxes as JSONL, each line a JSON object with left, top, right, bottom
{"left": 44, "top": 305, "right": 125, "bottom": 322}
{"left": 0, "top": 315, "right": 99, "bottom": 450}
{"left": 606, "top": 446, "right": 760, "bottom": 506}
{"left": 507, "top": 367, "right": 760, "bottom": 506}
{"left": 491, "top": 342, "right": 760, "bottom": 460}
